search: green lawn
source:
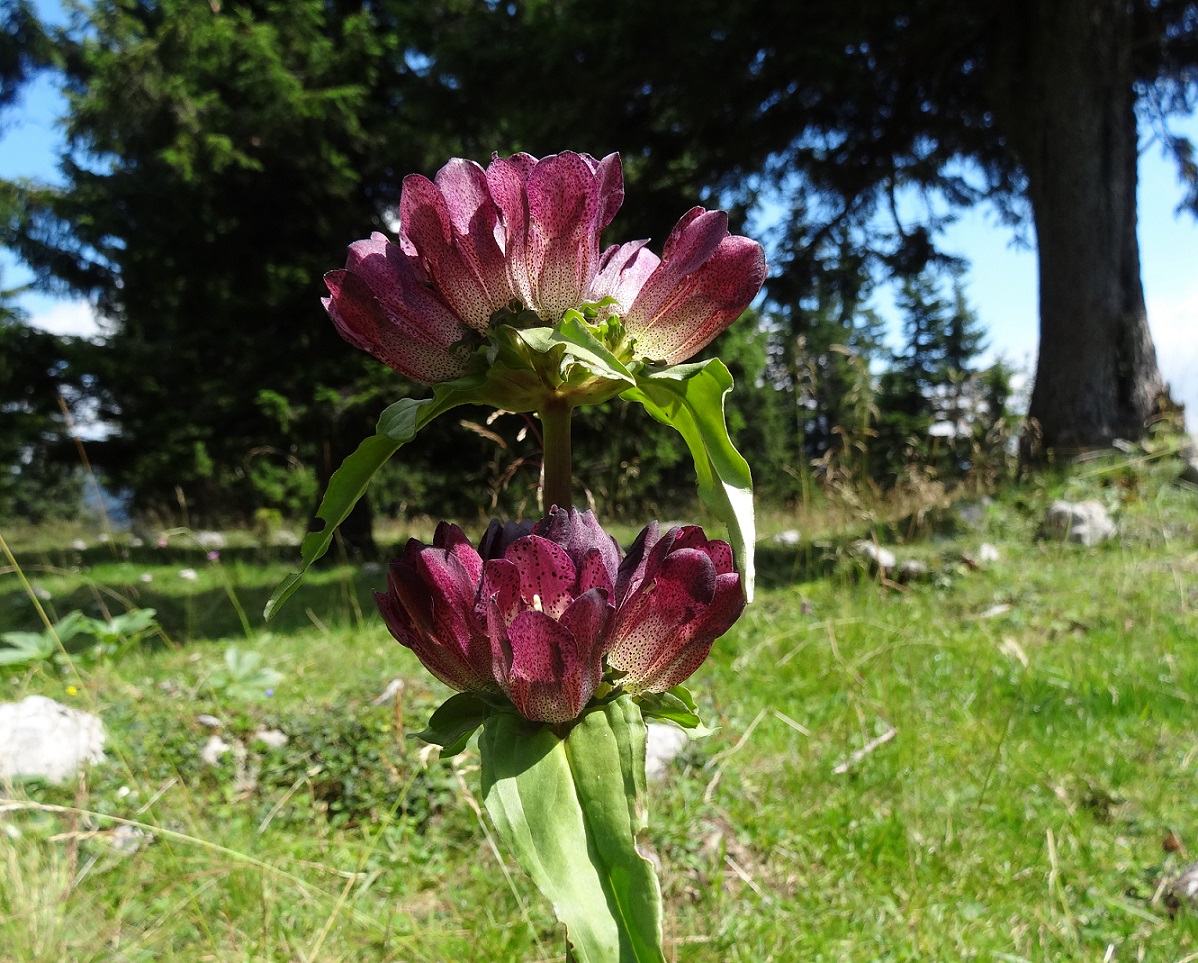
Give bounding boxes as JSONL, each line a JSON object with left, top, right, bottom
{"left": 2, "top": 455, "right": 1196, "bottom": 961}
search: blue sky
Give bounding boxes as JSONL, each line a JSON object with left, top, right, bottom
{"left": 2, "top": 32, "right": 1196, "bottom": 429}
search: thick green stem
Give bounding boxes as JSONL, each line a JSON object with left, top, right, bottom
{"left": 540, "top": 397, "right": 574, "bottom": 511}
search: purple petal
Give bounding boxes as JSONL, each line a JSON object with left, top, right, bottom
{"left": 504, "top": 535, "right": 577, "bottom": 619}
{"left": 628, "top": 573, "right": 744, "bottom": 693}
{"left": 624, "top": 209, "right": 767, "bottom": 364}
{"left": 486, "top": 151, "right": 625, "bottom": 323}
{"left": 591, "top": 152, "right": 625, "bottom": 231}
{"left": 377, "top": 558, "right": 495, "bottom": 693}
{"left": 400, "top": 165, "right": 511, "bottom": 330}
{"left": 486, "top": 154, "right": 535, "bottom": 309}
{"left": 608, "top": 534, "right": 746, "bottom": 693}
{"left": 523, "top": 152, "right": 601, "bottom": 320}
{"left": 505, "top": 610, "right": 602, "bottom": 724}
{"left": 615, "top": 522, "right": 686, "bottom": 604}
{"left": 478, "top": 517, "right": 536, "bottom": 561}
{"left": 587, "top": 240, "right": 660, "bottom": 312}
{"left": 323, "top": 270, "right": 471, "bottom": 384}
{"left": 432, "top": 521, "right": 484, "bottom": 586}
{"left": 558, "top": 587, "right": 614, "bottom": 657}
{"left": 480, "top": 557, "right": 524, "bottom": 628}
{"left": 659, "top": 208, "right": 728, "bottom": 275}
{"left": 532, "top": 507, "right": 620, "bottom": 590}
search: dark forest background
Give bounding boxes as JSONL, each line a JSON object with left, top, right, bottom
{"left": 2, "top": 0, "right": 1195, "bottom": 533}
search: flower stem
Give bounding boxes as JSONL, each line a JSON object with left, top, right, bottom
{"left": 540, "top": 397, "right": 574, "bottom": 511}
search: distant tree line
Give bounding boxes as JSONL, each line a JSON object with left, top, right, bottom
{"left": 1, "top": 0, "right": 1193, "bottom": 532}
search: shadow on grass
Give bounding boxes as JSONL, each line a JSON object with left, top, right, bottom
{"left": 1, "top": 545, "right": 387, "bottom": 645}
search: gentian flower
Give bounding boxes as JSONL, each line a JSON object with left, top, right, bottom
{"left": 608, "top": 521, "right": 744, "bottom": 694}
{"left": 323, "top": 159, "right": 511, "bottom": 383}
{"left": 486, "top": 151, "right": 624, "bottom": 324}
{"left": 323, "top": 151, "right": 766, "bottom": 386}
{"left": 375, "top": 508, "right": 744, "bottom": 724}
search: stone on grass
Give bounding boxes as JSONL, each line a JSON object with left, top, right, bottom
{"left": 955, "top": 500, "right": 990, "bottom": 529}
{"left": 1168, "top": 862, "right": 1198, "bottom": 916}
{"left": 771, "top": 529, "right": 801, "bottom": 547}
{"left": 852, "top": 540, "right": 897, "bottom": 575}
{"left": 110, "top": 824, "right": 153, "bottom": 854}
{"left": 1042, "top": 500, "right": 1116, "bottom": 546}
{"left": 252, "top": 728, "right": 288, "bottom": 749}
{"left": 645, "top": 723, "right": 689, "bottom": 783}
{"left": 200, "top": 735, "right": 232, "bottom": 766}
{"left": 195, "top": 714, "right": 222, "bottom": 729}
{"left": 979, "top": 543, "right": 1001, "bottom": 563}
{"left": 897, "top": 559, "right": 930, "bottom": 583}
{"left": 194, "top": 531, "right": 226, "bottom": 550}
{"left": 0, "top": 696, "right": 106, "bottom": 784}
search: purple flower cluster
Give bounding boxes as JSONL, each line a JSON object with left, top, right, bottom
{"left": 324, "top": 151, "right": 766, "bottom": 383}
{"left": 376, "top": 508, "right": 743, "bottom": 724}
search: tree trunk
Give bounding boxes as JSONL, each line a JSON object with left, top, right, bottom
{"left": 993, "top": 0, "right": 1165, "bottom": 452}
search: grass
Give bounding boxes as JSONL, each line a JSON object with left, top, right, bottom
{"left": 1, "top": 453, "right": 1196, "bottom": 961}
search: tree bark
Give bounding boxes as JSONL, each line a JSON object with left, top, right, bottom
{"left": 992, "top": 0, "right": 1165, "bottom": 451}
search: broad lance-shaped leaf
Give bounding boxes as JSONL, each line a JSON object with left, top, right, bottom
{"left": 412, "top": 692, "right": 492, "bottom": 757}
{"left": 621, "top": 358, "right": 756, "bottom": 600}
{"left": 480, "top": 699, "right": 666, "bottom": 963}
{"left": 265, "top": 376, "right": 487, "bottom": 620}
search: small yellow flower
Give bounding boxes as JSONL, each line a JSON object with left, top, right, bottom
{"left": 66, "top": 685, "right": 78, "bottom": 696}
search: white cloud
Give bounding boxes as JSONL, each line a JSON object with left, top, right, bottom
{"left": 1148, "top": 288, "right": 1198, "bottom": 432}
{"left": 26, "top": 300, "right": 105, "bottom": 338}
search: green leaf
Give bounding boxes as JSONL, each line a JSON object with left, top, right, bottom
{"left": 265, "top": 378, "right": 485, "bottom": 620}
{"left": 480, "top": 698, "right": 665, "bottom": 963}
{"left": 0, "top": 632, "right": 55, "bottom": 665}
{"left": 411, "top": 692, "right": 491, "bottom": 757}
{"left": 636, "top": 685, "right": 712, "bottom": 735}
{"left": 52, "top": 610, "right": 93, "bottom": 644}
{"left": 622, "top": 359, "right": 756, "bottom": 599}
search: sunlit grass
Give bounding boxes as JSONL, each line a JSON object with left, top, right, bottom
{"left": 1, "top": 452, "right": 1196, "bottom": 960}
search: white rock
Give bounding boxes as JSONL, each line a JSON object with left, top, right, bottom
{"left": 1042, "top": 500, "right": 1116, "bottom": 546}
{"left": 178, "top": 568, "right": 199, "bottom": 581}
{"left": 109, "top": 824, "right": 152, "bottom": 854}
{"left": 979, "top": 543, "right": 1001, "bottom": 563}
{"left": 645, "top": 723, "right": 689, "bottom": 782}
{"left": 195, "top": 714, "right": 222, "bottom": 729}
{"left": 371, "top": 678, "right": 405, "bottom": 706}
{"left": 0, "top": 696, "right": 107, "bottom": 783}
{"left": 853, "top": 540, "right": 897, "bottom": 574}
{"left": 955, "top": 501, "right": 987, "bottom": 528}
{"left": 771, "top": 529, "right": 801, "bottom": 547}
{"left": 252, "top": 728, "right": 289, "bottom": 749}
{"left": 71, "top": 539, "right": 88, "bottom": 552}
{"left": 1171, "top": 862, "right": 1198, "bottom": 908}
{"left": 200, "top": 735, "right": 231, "bottom": 766}
{"left": 898, "top": 559, "right": 930, "bottom": 583}
{"left": 194, "top": 531, "right": 226, "bottom": 550}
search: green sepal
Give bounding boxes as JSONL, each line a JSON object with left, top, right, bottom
{"left": 635, "top": 684, "right": 712, "bottom": 735}
{"left": 480, "top": 697, "right": 666, "bottom": 962}
{"left": 410, "top": 692, "right": 493, "bottom": 757}
{"left": 511, "top": 315, "right": 636, "bottom": 399}
{"left": 264, "top": 377, "right": 487, "bottom": 620}
{"left": 621, "top": 358, "right": 756, "bottom": 599}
